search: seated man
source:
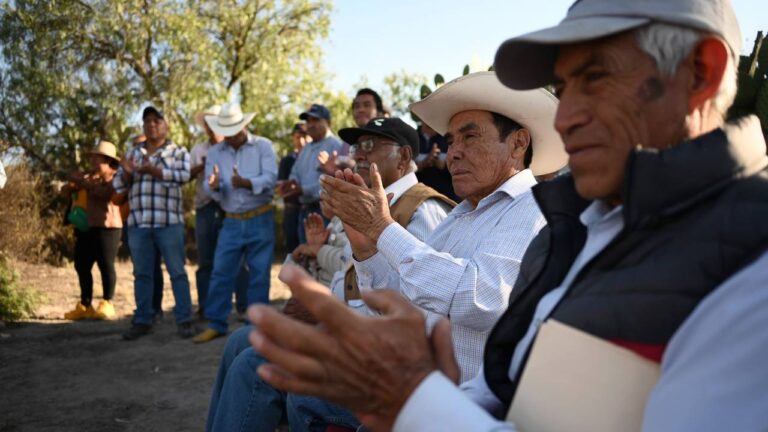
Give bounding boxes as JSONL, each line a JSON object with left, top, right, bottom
{"left": 247, "top": 1, "right": 768, "bottom": 430}
{"left": 204, "top": 117, "right": 453, "bottom": 432}
{"left": 287, "top": 72, "right": 568, "bottom": 430}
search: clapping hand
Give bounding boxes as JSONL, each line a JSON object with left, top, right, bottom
{"left": 231, "top": 165, "right": 251, "bottom": 189}
{"left": 208, "top": 164, "right": 221, "bottom": 190}
{"left": 248, "top": 264, "right": 460, "bottom": 432}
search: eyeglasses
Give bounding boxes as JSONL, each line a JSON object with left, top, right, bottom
{"left": 350, "top": 138, "right": 400, "bottom": 154}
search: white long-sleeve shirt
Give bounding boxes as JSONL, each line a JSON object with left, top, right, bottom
{"left": 354, "top": 170, "right": 545, "bottom": 382}
{"left": 329, "top": 172, "right": 452, "bottom": 314}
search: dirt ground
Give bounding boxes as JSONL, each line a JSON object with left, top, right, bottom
{"left": 0, "top": 258, "right": 290, "bottom": 432}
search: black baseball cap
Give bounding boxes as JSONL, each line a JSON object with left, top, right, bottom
{"left": 142, "top": 106, "right": 165, "bottom": 120}
{"left": 339, "top": 117, "right": 419, "bottom": 156}
{"left": 299, "top": 104, "right": 331, "bottom": 121}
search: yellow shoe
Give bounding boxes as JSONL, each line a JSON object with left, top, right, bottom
{"left": 64, "top": 303, "right": 96, "bottom": 320}
{"left": 192, "top": 328, "right": 224, "bottom": 344}
{"left": 93, "top": 300, "right": 116, "bottom": 320}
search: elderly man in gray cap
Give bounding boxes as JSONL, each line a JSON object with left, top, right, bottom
{"left": 245, "top": 0, "right": 768, "bottom": 430}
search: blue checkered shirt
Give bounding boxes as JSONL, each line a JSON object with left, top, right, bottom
{"left": 113, "top": 140, "right": 191, "bottom": 227}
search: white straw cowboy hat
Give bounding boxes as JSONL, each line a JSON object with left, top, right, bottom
{"left": 86, "top": 140, "right": 120, "bottom": 163}
{"left": 205, "top": 103, "right": 256, "bottom": 137}
{"left": 194, "top": 104, "right": 222, "bottom": 129}
{"left": 409, "top": 71, "right": 567, "bottom": 176}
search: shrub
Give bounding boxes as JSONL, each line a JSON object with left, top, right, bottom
{"left": 0, "top": 253, "right": 38, "bottom": 322}
{"left": 0, "top": 162, "right": 73, "bottom": 265}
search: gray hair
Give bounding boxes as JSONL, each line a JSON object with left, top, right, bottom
{"left": 634, "top": 23, "right": 737, "bottom": 121}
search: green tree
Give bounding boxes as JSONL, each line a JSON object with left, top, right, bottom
{"left": 0, "top": 0, "right": 338, "bottom": 175}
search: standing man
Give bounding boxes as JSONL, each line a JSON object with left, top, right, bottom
{"left": 278, "top": 122, "right": 310, "bottom": 254}
{"left": 192, "top": 103, "right": 277, "bottom": 343}
{"left": 114, "top": 106, "right": 195, "bottom": 340}
{"left": 190, "top": 105, "right": 249, "bottom": 319}
{"left": 278, "top": 104, "right": 342, "bottom": 244}
{"left": 318, "top": 88, "right": 386, "bottom": 174}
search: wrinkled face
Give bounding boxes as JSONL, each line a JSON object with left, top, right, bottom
{"left": 305, "top": 116, "right": 329, "bottom": 142}
{"left": 143, "top": 114, "right": 168, "bottom": 142}
{"left": 352, "top": 94, "right": 379, "bottom": 127}
{"left": 445, "top": 110, "right": 517, "bottom": 206}
{"left": 553, "top": 32, "right": 689, "bottom": 203}
{"left": 351, "top": 134, "right": 404, "bottom": 188}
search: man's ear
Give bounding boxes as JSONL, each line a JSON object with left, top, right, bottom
{"left": 508, "top": 128, "right": 531, "bottom": 162}
{"left": 399, "top": 145, "right": 413, "bottom": 169}
{"left": 686, "top": 37, "right": 729, "bottom": 113}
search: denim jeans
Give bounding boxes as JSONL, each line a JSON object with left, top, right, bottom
{"left": 127, "top": 224, "right": 192, "bottom": 325}
{"left": 205, "top": 210, "right": 274, "bottom": 333}
{"left": 287, "top": 395, "right": 363, "bottom": 432}
{"left": 206, "top": 326, "right": 285, "bottom": 432}
{"left": 195, "top": 202, "right": 249, "bottom": 314}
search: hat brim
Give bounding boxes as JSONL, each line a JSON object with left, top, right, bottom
{"left": 494, "top": 16, "right": 649, "bottom": 90}
{"left": 409, "top": 71, "right": 567, "bottom": 176}
{"left": 194, "top": 111, "right": 215, "bottom": 128}
{"left": 205, "top": 113, "right": 256, "bottom": 137}
{"left": 338, "top": 127, "right": 401, "bottom": 146}
{"left": 299, "top": 112, "right": 325, "bottom": 121}
{"left": 86, "top": 151, "right": 120, "bottom": 163}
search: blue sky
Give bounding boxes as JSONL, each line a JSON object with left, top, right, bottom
{"left": 322, "top": 0, "right": 768, "bottom": 96}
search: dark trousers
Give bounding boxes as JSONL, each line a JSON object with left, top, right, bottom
{"left": 74, "top": 227, "right": 122, "bottom": 305}
{"left": 283, "top": 203, "right": 300, "bottom": 254}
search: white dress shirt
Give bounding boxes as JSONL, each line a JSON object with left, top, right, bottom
{"left": 330, "top": 172, "right": 452, "bottom": 313}
{"left": 355, "top": 169, "right": 545, "bottom": 382}
{"left": 393, "top": 203, "right": 768, "bottom": 432}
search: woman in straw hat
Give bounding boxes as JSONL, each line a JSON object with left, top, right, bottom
{"left": 62, "top": 141, "right": 124, "bottom": 320}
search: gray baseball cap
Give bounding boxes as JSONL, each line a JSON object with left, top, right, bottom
{"left": 494, "top": 0, "right": 742, "bottom": 90}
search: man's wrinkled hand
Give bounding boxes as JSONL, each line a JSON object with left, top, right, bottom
{"left": 248, "top": 264, "right": 441, "bottom": 431}
{"left": 319, "top": 163, "right": 394, "bottom": 243}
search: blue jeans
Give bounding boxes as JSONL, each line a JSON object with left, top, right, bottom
{"left": 288, "top": 395, "right": 363, "bottom": 432}
{"left": 196, "top": 202, "right": 249, "bottom": 313}
{"left": 127, "top": 224, "right": 192, "bottom": 325}
{"left": 206, "top": 326, "right": 285, "bottom": 432}
{"left": 205, "top": 210, "right": 274, "bottom": 333}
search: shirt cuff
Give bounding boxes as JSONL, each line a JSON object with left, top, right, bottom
{"left": 352, "top": 251, "right": 391, "bottom": 290}
{"left": 377, "top": 222, "right": 422, "bottom": 271}
{"left": 393, "top": 371, "right": 512, "bottom": 432}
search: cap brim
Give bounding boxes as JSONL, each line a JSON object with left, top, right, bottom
{"left": 409, "top": 71, "right": 567, "bottom": 176}
{"left": 494, "top": 16, "right": 649, "bottom": 90}
{"left": 205, "top": 112, "right": 256, "bottom": 137}
{"left": 338, "top": 127, "right": 400, "bottom": 146}
{"left": 194, "top": 111, "right": 215, "bottom": 128}
{"left": 299, "top": 112, "right": 324, "bottom": 121}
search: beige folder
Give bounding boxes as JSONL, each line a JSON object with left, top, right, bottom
{"left": 507, "top": 320, "right": 660, "bottom": 432}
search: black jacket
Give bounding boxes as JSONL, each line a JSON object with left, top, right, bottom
{"left": 484, "top": 116, "right": 768, "bottom": 412}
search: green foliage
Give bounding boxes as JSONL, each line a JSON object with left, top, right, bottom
{"left": 0, "top": 0, "right": 338, "bottom": 175}
{"left": 0, "top": 252, "right": 39, "bottom": 322}
{"left": 728, "top": 31, "right": 768, "bottom": 140}
{"left": 381, "top": 70, "right": 428, "bottom": 120}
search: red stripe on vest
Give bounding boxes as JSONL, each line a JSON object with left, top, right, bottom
{"left": 609, "top": 339, "right": 666, "bottom": 363}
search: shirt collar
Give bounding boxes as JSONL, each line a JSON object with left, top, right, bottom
{"left": 385, "top": 172, "right": 418, "bottom": 206}
{"left": 579, "top": 200, "right": 624, "bottom": 227}
{"left": 224, "top": 133, "right": 257, "bottom": 150}
{"left": 455, "top": 169, "right": 537, "bottom": 214}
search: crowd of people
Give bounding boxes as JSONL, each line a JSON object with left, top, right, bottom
{"left": 60, "top": 0, "right": 768, "bottom": 430}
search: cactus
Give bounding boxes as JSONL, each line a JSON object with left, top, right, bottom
{"left": 728, "top": 31, "right": 768, "bottom": 141}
